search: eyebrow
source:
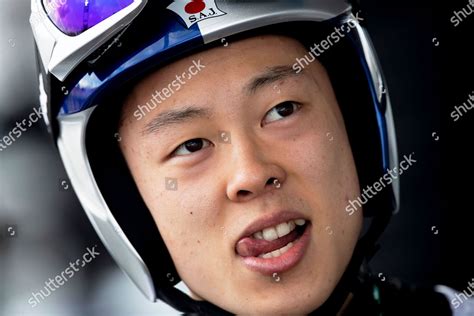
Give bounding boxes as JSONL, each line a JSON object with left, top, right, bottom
{"left": 142, "top": 106, "right": 212, "bottom": 136}
{"left": 245, "top": 65, "right": 303, "bottom": 94}
{"left": 141, "top": 65, "right": 302, "bottom": 136}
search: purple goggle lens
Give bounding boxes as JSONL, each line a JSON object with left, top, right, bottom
{"left": 42, "top": 0, "right": 134, "bottom": 36}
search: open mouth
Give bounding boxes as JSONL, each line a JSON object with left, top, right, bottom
{"left": 235, "top": 214, "right": 312, "bottom": 275}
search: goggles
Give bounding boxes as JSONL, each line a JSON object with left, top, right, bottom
{"left": 30, "top": 0, "right": 147, "bottom": 81}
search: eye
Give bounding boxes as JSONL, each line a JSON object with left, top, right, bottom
{"left": 173, "top": 138, "right": 212, "bottom": 157}
{"left": 263, "top": 101, "right": 302, "bottom": 125}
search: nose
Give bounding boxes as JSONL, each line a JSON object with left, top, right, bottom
{"left": 225, "top": 138, "right": 286, "bottom": 203}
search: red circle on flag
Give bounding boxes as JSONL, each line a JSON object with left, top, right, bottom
{"left": 185, "top": 0, "right": 206, "bottom": 14}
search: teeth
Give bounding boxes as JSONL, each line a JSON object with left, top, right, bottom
{"left": 259, "top": 242, "right": 295, "bottom": 258}
{"left": 262, "top": 227, "right": 278, "bottom": 241}
{"left": 251, "top": 218, "right": 306, "bottom": 258}
{"left": 252, "top": 219, "right": 305, "bottom": 241}
{"left": 280, "top": 242, "right": 293, "bottom": 254}
{"left": 276, "top": 222, "right": 291, "bottom": 238}
{"left": 288, "top": 220, "right": 296, "bottom": 231}
{"left": 295, "top": 219, "right": 306, "bottom": 226}
{"left": 271, "top": 249, "right": 281, "bottom": 257}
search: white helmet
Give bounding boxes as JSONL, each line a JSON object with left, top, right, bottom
{"left": 31, "top": 0, "right": 399, "bottom": 313}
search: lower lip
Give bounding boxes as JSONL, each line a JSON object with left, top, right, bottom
{"left": 238, "top": 223, "right": 312, "bottom": 276}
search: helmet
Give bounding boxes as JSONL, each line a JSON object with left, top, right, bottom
{"left": 30, "top": 0, "right": 399, "bottom": 314}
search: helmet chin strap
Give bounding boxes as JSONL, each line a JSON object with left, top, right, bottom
{"left": 164, "top": 210, "right": 391, "bottom": 315}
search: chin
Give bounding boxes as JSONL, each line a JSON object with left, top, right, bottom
{"left": 241, "top": 301, "right": 319, "bottom": 316}
{"left": 228, "top": 287, "right": 327, "bottom": 315}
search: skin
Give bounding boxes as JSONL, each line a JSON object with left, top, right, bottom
{"left": 119, "top": 35, "right": 363, "bottom": 315}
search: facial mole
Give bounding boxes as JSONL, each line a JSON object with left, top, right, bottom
{"left": 190, "top": 211, "right": 193, "bottom": 215}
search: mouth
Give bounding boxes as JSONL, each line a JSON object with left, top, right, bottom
{"left": 235, "top": 211, "right": 311, "bottom": 276}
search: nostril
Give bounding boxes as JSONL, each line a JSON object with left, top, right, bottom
{"left": 267, "top": 177, "right": 277, "bottom": 186}
{"left": 237, "top": 190, "right": 251, "bottom": 198}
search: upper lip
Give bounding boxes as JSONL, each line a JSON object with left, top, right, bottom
{"left": 236, "top": 210, "right": 309, "bottom": 243}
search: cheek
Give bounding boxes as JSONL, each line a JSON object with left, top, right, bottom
{"left": 147, "top": 187, "right": 213, "bottom": 242}
{"left": 287, "top": 108, "right": 361, "bottom": 232}
{"left": 117, "top": 153, "right": 211, "bottom": 274}
{"left": 150, "top": 191, "right": 235, "bottom": 298}
{"left": 291, "top": 134, "right": 359, "bottom": 216}
{"left": 139, "top": 176, "right": 225, "bottom": 274}
{"left": 289, "top": 109, "right": 358, "bottom": 194}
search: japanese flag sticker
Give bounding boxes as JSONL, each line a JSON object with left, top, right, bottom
{"left": 167, "top": 0, "right": 227, "bottom": 28}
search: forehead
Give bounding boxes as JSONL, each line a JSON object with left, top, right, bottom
{"left": 149, "top": 35, "right": 305, "bottom": 83}
{"left": 120, "top": 35, "right": 310, "bottom": 113}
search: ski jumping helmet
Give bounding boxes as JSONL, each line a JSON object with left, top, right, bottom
{"left": 31, "top": 0, "right": 399, "bottom": 314}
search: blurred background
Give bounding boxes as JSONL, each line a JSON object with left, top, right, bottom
{"left": 0, "top": 0, "right": 469, "bottom": 315}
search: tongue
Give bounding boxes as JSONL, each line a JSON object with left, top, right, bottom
{"left": 235, "top": 229, "right": 299, "bottom": 257}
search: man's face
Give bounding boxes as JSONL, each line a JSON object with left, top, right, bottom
{"left": 119, "top": 35, "right": 362, "bottom": 314}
